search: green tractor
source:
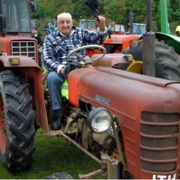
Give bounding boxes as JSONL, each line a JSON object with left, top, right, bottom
{"left": 123, "top": 0, "right": 180, "bottom": 81}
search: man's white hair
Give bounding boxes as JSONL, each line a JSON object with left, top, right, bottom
{"left": 57, "top": 12, "right": 72, "bottom": 21}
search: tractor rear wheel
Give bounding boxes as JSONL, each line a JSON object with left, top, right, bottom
{"left": 0, "top": 70, "right": 35, "bottom": 172}
{"left": 123, "top": 39, "right": 180, "bottom": 80}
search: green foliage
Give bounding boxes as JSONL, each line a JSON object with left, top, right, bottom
{"left": 125, "top": 0, "right": 146, "bottom": 23}
{"left": 32, "top": 0, "right": 180, "bottom": 38}
{"left": 74, "top": 0, "right": 95, "bottom": 20}
{"left": 102, "top": 0, "right": 127, "bottom": 24}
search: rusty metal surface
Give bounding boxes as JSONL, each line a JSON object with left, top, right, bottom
{"left": 103, "top": 34, "right": 140, "bottom": 51}
{"left": 68, "top": 66, "right": 180, "bottom": 108}
{"left": 0, "top": 55, "right": 40, "bottom": 68}
{"left": 79, "top": 169, "right": 104, "bottom": 179}
{"left": 68, "top": 66, "right": 180, "bottom": 179}
{"left": 92, "top": 53, "right": 134, "bottom": 67}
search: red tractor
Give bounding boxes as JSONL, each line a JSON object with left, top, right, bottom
{"left": 0, "top": 0, "right": 180, "bottom": 179}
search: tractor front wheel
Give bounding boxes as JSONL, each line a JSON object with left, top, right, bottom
{"left": 0, "top": 70, "right": 35, "bottom": 172}
{"left": 46, "top": 172, "right": 73, "bottom": 179}
{"left": 123, "top": 39, "right": 180, "bottom": 81}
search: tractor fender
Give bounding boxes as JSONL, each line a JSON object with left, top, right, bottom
{"left": 68, "top": 66, "right": 180, "bottom": 178}
{"left": 0, "top": 55, "right": 49, "bottom": 134}
{"left": 155, "top": 32, "right": 180, "bottom": 54}
{"left": 0, "top": 55, "right": 40, "bottom": 68}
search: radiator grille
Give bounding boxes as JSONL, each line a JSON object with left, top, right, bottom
{"left": 141, "top": 161, "right": 176, "bottom": 172}
{"left": 11, "top": 41, "right": 36, "bottom": 60}
{"left": 140, "top": 112, "right": 179, "bottom": 172}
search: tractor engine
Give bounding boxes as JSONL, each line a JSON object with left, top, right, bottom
{"left": 92, "top": 129, "right": 116, "bottom": 150}
{"left": 62, "top": 99, "right": 117, "bottom": 155}
{"left": 88, "top": 125, "right": 116, "bottom": 157}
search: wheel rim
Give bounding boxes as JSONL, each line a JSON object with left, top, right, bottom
{"left": 0, "top": 93, "right": 6, "bottom": 155}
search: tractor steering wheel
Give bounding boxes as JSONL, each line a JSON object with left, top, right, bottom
{"left": 67, "top": 45, "right": 106, "bottom": 64}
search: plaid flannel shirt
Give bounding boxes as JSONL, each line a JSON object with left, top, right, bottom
{"left": 42, "top": 26, "right": 108, "bottom": 72}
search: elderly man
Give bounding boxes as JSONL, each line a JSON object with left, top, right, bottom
{"left": 42, "top": 12, "right": 108, "bottom": 130}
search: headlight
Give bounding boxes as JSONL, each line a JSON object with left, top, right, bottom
{"left": 87, "top": 107, "right": 113, "bottom": 133}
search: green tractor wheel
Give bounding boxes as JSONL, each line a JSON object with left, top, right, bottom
{"left": 123, "top": 39, "right": 180, "bottom": 81}
{"left": 0, "top": 70, "right": 35, "bottom": 172}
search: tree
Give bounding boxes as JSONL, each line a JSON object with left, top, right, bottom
{"left": 73, "top": 0, "right": 95, "bottom": 23}
{"left": 102, "top": 0, "right": 127, "bottom": 24}
{"left": 32, "top": 0, "right": 180, "bottom": 34}
{"left": 125, "top": 0, "right": 146, "bottom": 24}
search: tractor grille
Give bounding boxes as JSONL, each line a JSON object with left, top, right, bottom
{"left": 11, "top": 41, "right": 36, "bottom": 60}
{"left": 140, "top": 112, "right": 179, "bottom": 172}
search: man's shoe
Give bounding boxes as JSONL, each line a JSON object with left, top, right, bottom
{"left": 51, "top": 116, "right": 61, "bottom": 130}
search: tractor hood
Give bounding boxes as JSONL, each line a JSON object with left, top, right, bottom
{"left": 68, "top": 66, "right": 180, "bottom": 116}
{"left": 104, "top": 34, "right": 140, "bottom": 45}
{"left": 103, "top": 34, "right": 140, "bottom": 51}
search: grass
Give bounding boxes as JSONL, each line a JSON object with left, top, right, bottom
{"left": 0, "top": 129, "right": 105, "bottom": 179}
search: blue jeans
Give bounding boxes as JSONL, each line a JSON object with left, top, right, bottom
{"left": 47, "top": 71, "right": 65, "bottom": 116}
